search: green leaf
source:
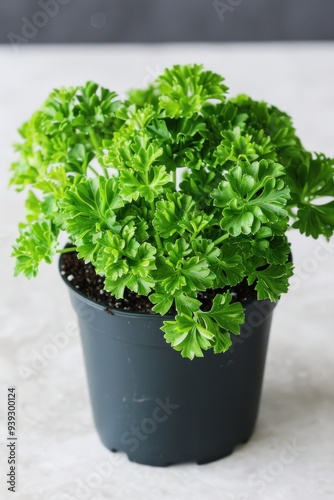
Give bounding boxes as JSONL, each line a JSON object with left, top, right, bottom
{"left": 130, "top": 136, "right": 163, "bottom": 171}
{"left": 192, "top": 238, "right": 220, "bottom": 265}
{"left": 248, "top": 262, "right": 294, "bottom": 301}
{"left": 215, "top": 127, "right": 258, "bottom": 165}
{"left": 154, "top": 239, "right": 215, "bottom": 295}
{"left": 107, "top": 134, "right": 164, "bottom": 172}
{"left": 293, "top": 201, "right": 334, "bottom": 239}
{"left": 198, "top": 292, "right": 244, "bottom": 335}
{"left": 104, "top": 273, "right": 132, "bottom": 299}
{"left": 162, "top": 315, "right": 213, "bottom": 359}
{"left": 181, "top": 257, "right": 215, "bottom": 292}
{"left": 102, "top": 241, "right": 157, "bottom": 298}
{"left": 175, "top": 294, "right": 202, "bottom": 314}
{"left": 157, "top": 64, "right": 228, "bottom": 118}
{"left": 179, "top": 212, "right": 214, "bottom": 236}
{"left": 61, "top": 176, "right": 123, "bottom": 244}
{"left": 12, "top": 221, "right": 59, "bottom": 278}
{"left": 212, "top": 160, "right": 290, "bottom": 236}
{"left": 162, "top": 291, "right": 244, "bottom": 359}
{"left": 216, "top": 243, "right": 246, "bottom": 286}
{"left": 150, "top": 291, "right": 174, "bottom": 316}
{"left": 252, "top": 233, "right": 291, "bottom": 265}
{"left": 212, "top": 330, "right": 233, "bottom": 354}
{"left": 153, "top": 192, "right": 195, "bottom": 237}
{"left": 180, "top": 169, "right": 218, "bottom": 207}
{"left": 120, "top": 166, "right": 171, "bottom": 203}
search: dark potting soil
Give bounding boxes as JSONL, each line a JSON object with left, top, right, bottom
{"left": 60, "top": 250, "right": 257, "bottom": 315}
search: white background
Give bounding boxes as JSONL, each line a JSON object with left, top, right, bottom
{"left": 0, "top": 43, "right": 334, "bottom": 499}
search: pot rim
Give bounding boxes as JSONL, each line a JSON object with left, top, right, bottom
{"left": 58, "top": 250, "right": 277, "bottom": 319}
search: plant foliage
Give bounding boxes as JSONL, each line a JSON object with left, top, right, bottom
{"left": 10, "top": 65, "right": 334, "bottom": 358}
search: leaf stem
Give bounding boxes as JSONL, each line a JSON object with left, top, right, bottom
{"left": 213, "top": 233, "right": 229, "bottom": 245}
{"left": 149, "top": 201, "right": 163, "bottom": 250}
{"left": 56, "top": 246, "right": 76, "bottom": 254}
{"left": 89, "top": 129, "right": 101, "bottom": 152}
{"left": 155, "top": 232, "right": 164, "bottom": 251}
{"left": 88, "top": 164, "right": 100, "bottom": 177}
{"left": 172, "top": 169, "right": 177, "bottom": 190}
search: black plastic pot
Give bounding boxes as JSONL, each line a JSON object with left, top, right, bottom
{"left": 60, "top": 256, "right": 276, "bottom": 466}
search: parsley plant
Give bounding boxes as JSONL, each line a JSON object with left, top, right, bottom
{"left": 10, "top": 65, "right": 334, "bottom": 358}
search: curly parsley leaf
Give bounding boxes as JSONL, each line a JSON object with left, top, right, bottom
{"left": 152, "top": 193, "right": 195, "bottom": 237}
{"left": 162, "top": 292, "right": 244, "bottom": 359}
{"left": 248, "top": 262, "right": 294, "bottom": 302}
{"left": 12, "top": 221, "right": 59, "bottom": 278}
{"left": 120, "top": 166, "right": 171, "bottom": 203}
{"left": 211, "top": 160, "right": 290, "bottom": 236}
{"left": 157, "top": 64, "right": 228, "bottom": 118}
{"left": 103, "top": 242, "right": 157, "bottom": 298}
{"left": 10, "top": 64, "right": 334, "bottom": 358}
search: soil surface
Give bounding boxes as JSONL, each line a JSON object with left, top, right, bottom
{"left": 60, "top": 250, "right": 257, "bottom": 315}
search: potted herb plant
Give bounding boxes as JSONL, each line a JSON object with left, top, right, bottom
{"left": 10, "top": 65, "right": 334, "bottom": 466}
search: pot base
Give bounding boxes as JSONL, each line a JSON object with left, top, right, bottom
{"left": 105, "top": 430, "right": 252, "bottom": 466}
{"left": 109, "top": 445, "right": 236, "bottom": 467}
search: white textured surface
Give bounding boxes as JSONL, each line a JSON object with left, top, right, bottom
{"left": 1, "top": 43, "right": 334, "bottom": 500}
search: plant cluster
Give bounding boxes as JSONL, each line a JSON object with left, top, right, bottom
{"left": 10, "top": 65, "right": 334, "bottom": 358}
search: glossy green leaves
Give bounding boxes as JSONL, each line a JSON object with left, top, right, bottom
{"left": 119, "top": 166, "right": 170, "bottom": 203}
{"left": 287, "top": 154, "right": 334, "bottom": 239}
{"left": 152, "top": 192, "right": 214, "bottom": 238}
{"left": 212, "top": 160, "right": 290, "bottom": 236}
{"left": 10, "top": 82, "right": 121, "bottom": 193}
{"left": 12, "top": 221, "right": 59, "bottom": 278}
{"left": 10, "top": 64, "right": 334, "bottom": 359}
{"left": 157, "top": 64, "right": 228, "bottom": 118}
{"left": 61, "top": 177, "right": 157, "bottom": 297}
{"left": 154, "top": 239, "right": 215, "bottom": 295}
{"left": 248, "top": 262, "right": 294, "bottom": 302}
{"left": 162, "top": 292, "right": 245, "bottom": 359}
